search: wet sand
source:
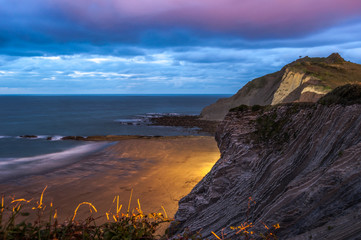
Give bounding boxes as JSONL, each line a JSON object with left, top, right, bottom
{"left": 0, "top": 136, "right": 219, "bottom": 229}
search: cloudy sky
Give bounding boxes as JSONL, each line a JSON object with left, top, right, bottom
{"left": 1, "top": 0, "right": 361, "bottom": 94}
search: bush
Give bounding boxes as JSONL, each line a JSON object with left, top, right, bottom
{"left": 0, "top": 188, "right": 170, "bottom": 240}
{"left": 251, "top": 105, "right": 264, "bottom": 112}
{"left": 1, "top": 189, "right": 280, "bottom": 239}
{"left": 229, "top": 104, "right": 250, "bottom": 112}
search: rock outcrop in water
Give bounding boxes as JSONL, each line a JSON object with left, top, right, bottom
{"left": 201, "top": 53, "right": 361, "bottom": 120}
{"left": 171, "top": 85, "right": 361, "bottom": 239}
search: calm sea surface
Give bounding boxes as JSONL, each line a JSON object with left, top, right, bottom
{"left": 0, "top": 95, "right": 227, "bottom": 164}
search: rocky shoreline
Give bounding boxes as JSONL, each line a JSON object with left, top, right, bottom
{"left": 148, "top": 115, "right": 219, "bottom": 135}
{"left": 18, "top": 115, "right": 219, "bottom": 141}
{"left": 18, "top": 134, "right": 162, "bottom": 141}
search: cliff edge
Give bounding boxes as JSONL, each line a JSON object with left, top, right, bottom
{"left": 201, "top": 53, "right": 361, "bottom": 120}
{"left": 171, "top": 85, "right": 361, "bottom": 239}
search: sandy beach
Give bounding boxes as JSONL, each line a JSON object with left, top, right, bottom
{"left": 0, "top": 136, "right": 219, "bottom": 230}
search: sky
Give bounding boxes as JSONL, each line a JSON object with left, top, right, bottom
{"left": 1, "top": 0, "right": 361, "bottom": 94}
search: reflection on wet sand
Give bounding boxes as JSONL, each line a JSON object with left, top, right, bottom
{"left": 0, "top": 136, "right": 219, "bottom": 230}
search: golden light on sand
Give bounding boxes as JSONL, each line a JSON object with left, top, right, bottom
{"left": 200, "top": 156, "right": 219, "bottom": 176}
{"left": 0, "top": 136, "right": 220, "bottom": 227}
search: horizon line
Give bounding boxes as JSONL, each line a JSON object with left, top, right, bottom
{"left": 0, "top": 93, "right": 233, "bottom": 96}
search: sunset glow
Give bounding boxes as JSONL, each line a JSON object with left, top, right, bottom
{"left": 1, "top": 0, "right": 361, "bottom": 93}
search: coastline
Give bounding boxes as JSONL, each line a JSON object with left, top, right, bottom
{"left": 16, "top": 114, "right": 220, "bottom": 141}
{"left": 0, "top": 136, "right": 220, "bottom": 230}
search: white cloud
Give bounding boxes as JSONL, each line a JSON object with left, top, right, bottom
{"left": 0, "top": 70, "right": 15, "bottom": 75}
{"left": 34, "top": 56, "right": 61, "bottom": 60}
{"left": 84, "top": 54, "right": 173, "bottom": 65}
{"left": 1, "top": 42, "right": 361, "bottom": 94}
{"left": 42, "top": 76, "right": 56, "bottom": 81}
{"left": 68, "top": 71, "right": 138, "bottom": 79}
{"left": 86, "top": 58, "right": 113, "bottom": 64}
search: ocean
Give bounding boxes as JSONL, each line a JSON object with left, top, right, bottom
{"left": 0, "top": 95, "right": 228, "bottom": 181}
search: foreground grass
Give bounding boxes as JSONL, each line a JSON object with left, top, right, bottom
{"left": 1, "top": 187, "right": 170, "bottom": 240}
{"left": 0, "top": 188, "right": 278, "bottom": 239}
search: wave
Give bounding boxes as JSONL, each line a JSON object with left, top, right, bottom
{"left": 50, "top": 135, "right": 64, "bottom": 141}
{"left": 3, "top": 135, "right": 65, "bottom": 141}
{"left": 36, "top": 135, "right": 49, "bottom": 139}
{"left": 0, "top": 142, "right": 109, "bottom": 182}
{"left": 115, "top": 118, "right": 144, "bottom": 125}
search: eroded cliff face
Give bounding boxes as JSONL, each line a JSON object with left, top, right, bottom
{"left": 200, "top": 70, "right": 283, "bottom": 121}
{"left": 201, "top": 53, "right": 361, "bottom": 121}
{"left": 172, "top": 103, "right": 361, "bottom": 239}
{"left": 199, "top": 67, "right": 323, "bottom": 121}
{"left": 270, "top": 69, "right": 327, "bottom": 105}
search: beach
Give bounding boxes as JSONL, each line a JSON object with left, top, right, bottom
{"left": 0, "top": 136, "right": 220, "bottom": 229}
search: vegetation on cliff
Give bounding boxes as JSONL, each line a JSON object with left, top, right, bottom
{"left": 201, "top": 53, "right": 361, "bottom": 121}
{"left": 288, "top": 53, "right": 361, "bottom": 89}
{"left": 229, "top": 84, "right": 361, "bottom": 144}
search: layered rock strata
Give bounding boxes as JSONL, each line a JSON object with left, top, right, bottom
{"left": 172, "top": 103, "right": 361, "bottom": 239}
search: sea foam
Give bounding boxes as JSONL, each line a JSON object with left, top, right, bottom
{"left": 0, "top": 142, "right": 108, "bottom": 182}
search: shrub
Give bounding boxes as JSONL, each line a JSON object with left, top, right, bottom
{"left": 1, "top": 189, "right": 279, "bottom": 239}
{"left": 229, "top": 105, "right": 250, "bottom": 112}
{"left": 0, "top": 188, "right": 170, "bottom": 240}
{"left": 251, "top": 105, "right": 263, "bottom": 112}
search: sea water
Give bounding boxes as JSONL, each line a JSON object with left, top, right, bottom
{"left": 0, "top": 95, "right": 228, "bottom": 180}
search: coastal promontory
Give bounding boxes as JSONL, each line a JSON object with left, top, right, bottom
{"left": 201, "top": 53, "right": 361, "bottom": 120}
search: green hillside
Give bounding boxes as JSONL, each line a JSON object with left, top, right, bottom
{"left": 288, "top": 53, "right": 361, "bottom": 89}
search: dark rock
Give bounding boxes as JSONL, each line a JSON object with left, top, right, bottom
{"left": 61, "top": 136, "right": 86, "bottom": 141}
{"left": 171, "top": 103, "right": 361, "bottom": 239}
{"left": 149, "top": 115, "right": 219, "bottom": 135}
{"left": 20, "top": 135, "right": 38, "bottom": 138}
{"left": 60, "top": 135, "right": 167, "bottom": 141}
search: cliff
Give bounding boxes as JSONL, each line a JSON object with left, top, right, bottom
{"left": 171, "top": 85, "right": 361, "bottom": 239}
{"left": 201, "top": 53, "right": 361, "bottom": 120}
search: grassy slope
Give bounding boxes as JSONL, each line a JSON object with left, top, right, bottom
{"left": 201, "top": 54, "right": 361, "bottom": 121}
{"left": 288, "top": 53, "right": 361, "bottom": 89}
{"left": 242, "top": 53, "right": 361, "bottom": 94}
